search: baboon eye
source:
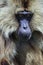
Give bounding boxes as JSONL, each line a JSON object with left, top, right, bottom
{"left": 19, "top": 14, "right": 23, "bottom": 18}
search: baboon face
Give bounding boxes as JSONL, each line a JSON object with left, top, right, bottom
{"left": 0, "top": 0, "right": 33, "bottom": 41}
{"left": 15, "top": 10, "right": 33, "bottom": 40}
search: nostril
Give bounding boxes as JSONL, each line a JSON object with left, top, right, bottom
{"left": 23, "top": 26, "right": 27, "bottom": 29}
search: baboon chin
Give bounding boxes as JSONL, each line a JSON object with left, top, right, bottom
{"left": 0, "top": 0, "right": 43, "bottom": 65}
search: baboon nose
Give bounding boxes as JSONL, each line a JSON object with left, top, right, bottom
{"left": 23, "top": 27, "right": 27, "bottom": 30}
{"left": 23, "top": 26, "right": 27, "bottom": 29}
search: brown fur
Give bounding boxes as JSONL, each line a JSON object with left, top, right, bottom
{"left": 0, "top": 0, "right": 43, "bottom": 65}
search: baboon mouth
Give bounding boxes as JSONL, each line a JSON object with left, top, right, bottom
{"left": 19, "top": 34, "right": 31, "bottom": 41}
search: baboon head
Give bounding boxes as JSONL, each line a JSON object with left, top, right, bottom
{"left": 15, "top": 10, "right": 33, "bottom": 40}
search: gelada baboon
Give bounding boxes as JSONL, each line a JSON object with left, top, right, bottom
{"left": 0, "top": 0, "right": 43, "bottom": 65}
